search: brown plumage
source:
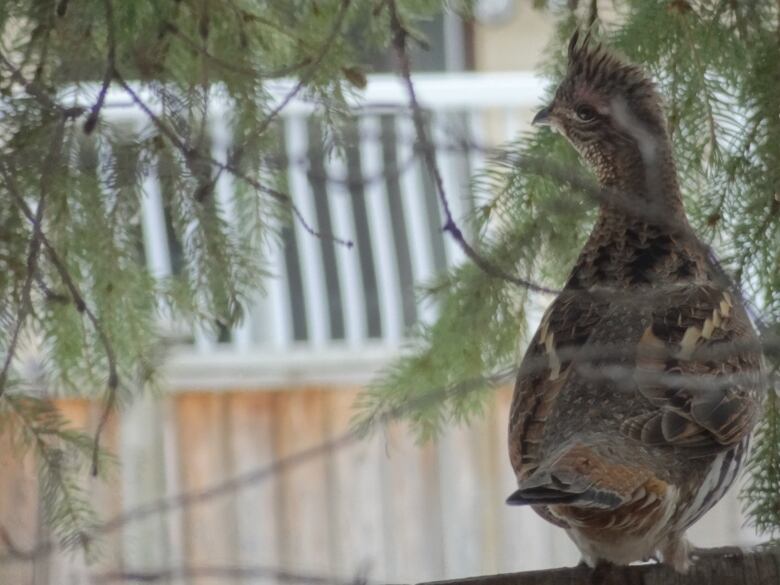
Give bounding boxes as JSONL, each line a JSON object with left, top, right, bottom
{"left": 507, "top": 31, "right": 764, "bottom": 572}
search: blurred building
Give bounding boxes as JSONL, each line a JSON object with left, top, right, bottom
{"left": 0, "top": 4, "right": 763, "bottom": 584}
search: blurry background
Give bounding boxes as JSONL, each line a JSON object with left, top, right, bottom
{"left": 0, "top": 3, "right": 766, "bottom": 584}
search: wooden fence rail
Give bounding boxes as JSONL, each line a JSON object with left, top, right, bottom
{"left": 420, "top": 548, "right": 780, "bottom": 585}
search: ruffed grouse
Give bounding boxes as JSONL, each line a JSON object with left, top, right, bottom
{"left": 507, "top": 32, "right": 764, "bottom": 572}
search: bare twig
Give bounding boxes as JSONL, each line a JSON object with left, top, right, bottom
{"left": 92, "top": 565, "right": 370, "bottom": 585}
{"left": 83, "top": 0, "right": 117, "bottom": 134}
{"left": 387, "top": 1, "right": 558, "bottom": 296}
{"left": 0, "top": 525, "right": 38, "bottom": 562}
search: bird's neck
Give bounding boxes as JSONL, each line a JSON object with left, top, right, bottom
{"left": 599, "top": 138, "right": 685, "bottom": 212}
{"left": 567, "top": 142, "right": 710, "bottom": 289}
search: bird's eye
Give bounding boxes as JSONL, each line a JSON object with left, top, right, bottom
{"left": 575, "top": 104, "right": 597, "bottom": 122}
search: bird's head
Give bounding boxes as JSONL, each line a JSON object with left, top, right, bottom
{"left": 535, "top": 31, "right": 670, "bottom": 187}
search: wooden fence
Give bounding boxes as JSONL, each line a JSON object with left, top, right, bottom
{"left": 0, "top": 386, "right": 763, "bottom": 585}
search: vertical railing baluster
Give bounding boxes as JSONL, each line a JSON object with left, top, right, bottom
{"left": 323, "top": 136, "right": 367, "bottom": 346}
{"left": 140, "top": 163, "right": 172, "bottom": 279}
{"left": 503, "top": 108, "right": 520, "bottom": 144}
{"left": 284, "top": 115, "right": 330, "bottom": 346}
{"left": 359, "top": 115, "right": 403, "bottom": 344}
{"left": 467, "top": 110, "right": 486, "bottom": 192}
{"left": 265, "top": 230, "right": 295, "bottom": 350}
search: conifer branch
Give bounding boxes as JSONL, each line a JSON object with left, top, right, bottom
{"left": 2, "top": 396, "right": 96, "bottom": 554}
{"left": 0, "top": 51, "right": 84, "bottom": 120}
{"left": 252, "top": 0, "right": 352, "bottom": 140}
{"left": 682, "top": 24, "right": 719, "bottom": 163}
{"left": 0, "top": 116, "right": 67, "bottom": 396}
{"left": 114, "top": 72, "right": 354, "bottom": 248}
{"left": 0, "top": 184, "right": 45, "bottom": 398}
{"left": 3, "top": 170, "right": 120, "bottom": 477}
{"left": 164, "top": 22, "right": 312, "bottom": 79}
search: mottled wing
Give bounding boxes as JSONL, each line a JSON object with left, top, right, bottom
{"left": 508, "top": 289, "right": 605, "bottom": 481}
{"left": 623, "top": 285, "right": 762, "bottom": 453}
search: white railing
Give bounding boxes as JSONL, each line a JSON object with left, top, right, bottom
{"left": 98, "top": 72, "right": 546, "bottom": 388}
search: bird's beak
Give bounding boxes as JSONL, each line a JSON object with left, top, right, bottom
{"left": 532, "top": 106, "right": 552, "bottom": 127}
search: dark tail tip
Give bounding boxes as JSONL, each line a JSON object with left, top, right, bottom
{"left": 506, "top": 489, "right": 529, "bottom": 506}
{"left": 506, "top": 487, "right": 581, "bottom": 506}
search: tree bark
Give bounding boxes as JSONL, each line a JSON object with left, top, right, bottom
{"left": 418, "top": 548, "right": 780, "bottom": 585}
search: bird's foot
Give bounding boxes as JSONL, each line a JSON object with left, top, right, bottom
{"left": 659, "top": 534, "right": 693, "bottom": 574}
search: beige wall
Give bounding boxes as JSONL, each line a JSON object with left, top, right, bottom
{"left": 473, "top": 3, "right": 555, "bottom": 72}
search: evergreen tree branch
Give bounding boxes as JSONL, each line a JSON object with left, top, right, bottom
{"left": 163, "top": 22, "right": 313, "bottom": 79}
{"left": 114, "top": 72, "right": 354, "bottom": 248}
{"left": 681, "top": 22, "right": 719, "bottom": 163}
{"left": 0, "top": 51, "right": 84, "bottom": 120}
{"left": 252, "top": 0, "right": 352, "bottom": 140}
{"left": 2, "top": 396, "right": 98, "bottom": 554}
{"left": 0, "top": 190, "right": 45, "bottom": 399}
{"left": 3, "top": 170, "right": 119, "bottom": 478}
{"left": 235, "top": 7, "right": 318, "bottom": 50}
{"left": 0, "top": 115, "right": 67, "bottom": 397}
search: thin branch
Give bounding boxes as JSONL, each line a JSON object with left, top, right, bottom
{"left": 0, "top": 525, "right": 38, "bottom": 562}
{"left": 92, "top": 565, "right": 369, "bottom": 585}
{"left": 387, "top": 1, "right": 558, "bottom": 296}
{"left": 83, "top": 0, "right": 117, "bottom": 134}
